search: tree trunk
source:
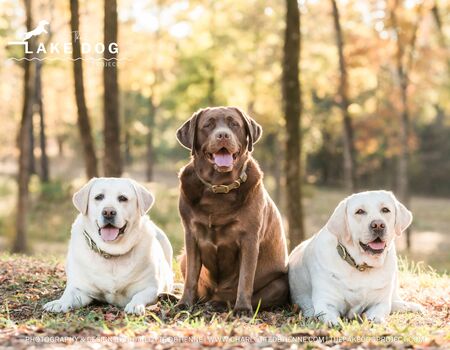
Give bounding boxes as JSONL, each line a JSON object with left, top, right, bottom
{"left": 103, "top": 0, "right": 122, "bottom": 177}
{"left": 28, "top": 111, "right": 35, "bottom": 175}
{"left": 57, "top": 135, "right": 65, "bottom": 157}
{"left": 207, "top": 1, "right": 217, "bottom": 106}
{"left": 13, "top": 0, "right": 34, "bottom": 253}
{"left": 282, "top": 0, "right": 305, "bottom": 250}
{"left": 392, "top": 9, "right": 411, "bottom": 247}
{"left": 273, "top": 137, "right": 282, "bottom": 206}
{"left": 70, "top": 0, "right": 98, "bottom": 179}
{"left": 391, "top": 1, "right": 422, "bottom": 249}
{"left": 146, "top": 1, "right": 162, "bottom": 182}
{"left": 35, "top": 60, "right": 49, "bottom": 182}
{"left": 146, "top": 102, "right": 155, "bottom": 182}
{"left": 397, "top": 75, "right": 411, "bottom": 248}
{"left": 431, "top": 3, "right": 450, "bottom": 72}
{"left": 266, "top": 132, "right": 282, "bottom": 206}
{"left": 207, "top": 68, "right": 216, "bottom": 105}
{"left": 35, "top": 3, "right": 56, "bottom": 183}
{"left": 124, "top": 126, "right": 132, "bottom": 165}
{"left": 331, "top": 0, "right": 356, "bottom": 191}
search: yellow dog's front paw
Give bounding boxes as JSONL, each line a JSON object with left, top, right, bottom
{"left": 124, "top": 302, "right": 146, "bottom": 315}
{"left": 43, "top": 299, "right": 73, "bottom": 313}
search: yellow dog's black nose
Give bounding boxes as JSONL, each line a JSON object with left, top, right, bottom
{"left": 102, "top": 207, "right": 117, "bottom": 219}
{"left": 370, "top": 220, "right": 385, "bottom": 230}
{"left": 370, "top": 220, "right": 386, "bottom": 235}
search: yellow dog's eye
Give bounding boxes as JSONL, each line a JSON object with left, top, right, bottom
{"left": 94, "top": 194, "right": 104, "bottom": 201}
{"left": 381, "top": 207, "right": 390, "bottom": 213}
{"left": 118, "top": 195, "right": 128, "bottom": 202}
{"left": 355, "top": 209, "right": 366, "bottom": 215}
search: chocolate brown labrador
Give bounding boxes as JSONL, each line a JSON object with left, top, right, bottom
{"left": 175, "top": 106, "right": 289, "bottom": 315}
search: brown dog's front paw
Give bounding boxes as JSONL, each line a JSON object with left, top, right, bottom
{"left": 205, "top": 300, "right": 230, "bottom": 313}
{"left": 233, "top": 304, "right": 253, "bottom": 317}
{"left": 174, "top": 301, "right": 192, "bottom": 311}
{"left": 174, "top": 296, "right": 196, "bottom": 311}
{"left": 175, "top": 290, "right": 197, "bottom": 310}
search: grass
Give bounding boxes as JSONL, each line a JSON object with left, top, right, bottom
{"left": 0, "top": 253, "right": 448, "bottom": 349}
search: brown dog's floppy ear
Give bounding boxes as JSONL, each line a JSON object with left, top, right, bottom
{"left": 390, "top": 192, "right": 413, "bottom": 236}
{"left": 326, "top": 197, "right": 351, "bottom": 243}
{"left": 176, "top": 109, "right": 204, "bottom": 155}
{"left": 131, "top": 180, "right": 154, "bottom": 216}
{"left": 233, "top": 107, "right": 262, "bottom": 152}
{"left": 73, "top": 178, "right": 97, "bottom": 215}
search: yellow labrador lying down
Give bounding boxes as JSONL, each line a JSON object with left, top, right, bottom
{"left": 44, "top": 178, "right": 173, "bottom": 315}
{"left": 289, "top": 191, "right": 424, "bottom": 325}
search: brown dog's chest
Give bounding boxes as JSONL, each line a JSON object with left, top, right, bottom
{"left": 197, "top": 226, "right": 241, "bottom": 280}
{"left": 191, "top": 205, "right": 243, "bottom": 279}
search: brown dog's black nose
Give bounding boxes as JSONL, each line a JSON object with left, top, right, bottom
{"left": 216, "top": 131, "right": 231, "bottom": 140}
{"left": 102, "top": 207, "right": 117, "bottom": 219}
{"left": 370, "top": 220, "right": 385, "bottom": 235}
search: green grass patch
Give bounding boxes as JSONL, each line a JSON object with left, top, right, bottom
{"left": 0, "top": 253, "right": 448, "bottom": 348}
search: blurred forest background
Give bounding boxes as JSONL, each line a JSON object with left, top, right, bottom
{"left": 0, "top": 0, "right": 449, "bottom": 271}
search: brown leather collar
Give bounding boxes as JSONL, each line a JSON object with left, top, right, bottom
{"left": 336, "top": 242, "right": 373, "bottom": 272}
{"left": 83, "top": 230, "right": 123, "bottom": 259}
{"left": 196, "top": 160, "right": 249, "bottom": 194}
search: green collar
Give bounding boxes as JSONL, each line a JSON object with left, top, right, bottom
{"left": 336, "top": 242, "right": 373, "bottom": 272}
{"left": 83, "top": 230, "right": 122, "bottom": 259}
{"left": 196, "top": 160, "right": 249, "bottom": 194}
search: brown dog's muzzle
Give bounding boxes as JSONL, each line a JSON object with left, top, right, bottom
{"left": 204, "top": 128, "right": 241, "bottom": 172}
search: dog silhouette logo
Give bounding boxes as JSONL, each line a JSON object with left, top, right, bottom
{"left": 23, "top": 20, "right": 49, "bottom": 40}
{"left": 7, "top": 19, "right": 121, "bottom": 63}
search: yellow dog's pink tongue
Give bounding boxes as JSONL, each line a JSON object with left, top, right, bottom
{"left": 368, "top": 240, "right": 385, "bottom": 250}
{"left": 213, "top": 152, "right": 233, "bottom": 167}
{"left": 100, "top": 227, "right": 120, "bottom": 241}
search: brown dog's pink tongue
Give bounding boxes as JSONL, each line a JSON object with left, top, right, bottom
{"left": 367, "top": 240, "right": 385, "bottom": 250}
{"left": 213, "top": 153, "right": 233, "bottom": 167}
{"left": 100, "top": 227, "right": 120, "bottom": 241}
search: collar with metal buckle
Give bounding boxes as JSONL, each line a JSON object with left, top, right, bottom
{"left": 83, "top": 230, "right": 122, "bottom": 259}
{"left": 196, "top": 160, "right": 249, "bottom": 194}
{"left": 336, "top": 242, "right": 373, "bottom": 272}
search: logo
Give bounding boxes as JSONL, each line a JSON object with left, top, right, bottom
{"left": 24, "top": 19, "right": 49, "bottom": 40}
{"left": 7, "top": 20, "right": 124, "bottom": 65}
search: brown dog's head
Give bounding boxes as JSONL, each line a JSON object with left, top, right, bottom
{"left": 176, "top": 106, "right": 262, "bottom": 172}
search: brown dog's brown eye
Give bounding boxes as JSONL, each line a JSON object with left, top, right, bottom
{"left": 118, "top": 195, "right": 128, "bottom": 202}
{"left": 381, "top": 207, "right": 390, "bottom": 213}
{"left": 229, "top": 121, "right": 239, "bottom": 128}
{"left": 94, "top": 194, "right": 104, "bottom": 201}
{"left": 203, "top": 119, "right": 214, "bottom": 128}
{"left": 355, "top": 209, "right": 366, "bottom": 215}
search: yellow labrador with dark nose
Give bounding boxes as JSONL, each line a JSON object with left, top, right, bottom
{"left": 289, "top": 191, "right": 424, "bottom": 325}
{"left": 43, "top": 177, "right": 173, "bottom": 315}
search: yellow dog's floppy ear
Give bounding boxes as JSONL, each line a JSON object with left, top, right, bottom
{"left": 390, "top": 192, "right": 413, "bottom": 236}
{"left": 232, "top": 107, "right": 262, "bottom": 152}
{"left": 73, "top": 178, "right": 97, "bottom": 215}
{"left": 131, "top": 180, "right": 154, "bottom": 216}
{"left": 326, "top": 197, "right": 351, "bottom": 243}
{"left": 176, "top": 108, "right": 206, "bottom": 155}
